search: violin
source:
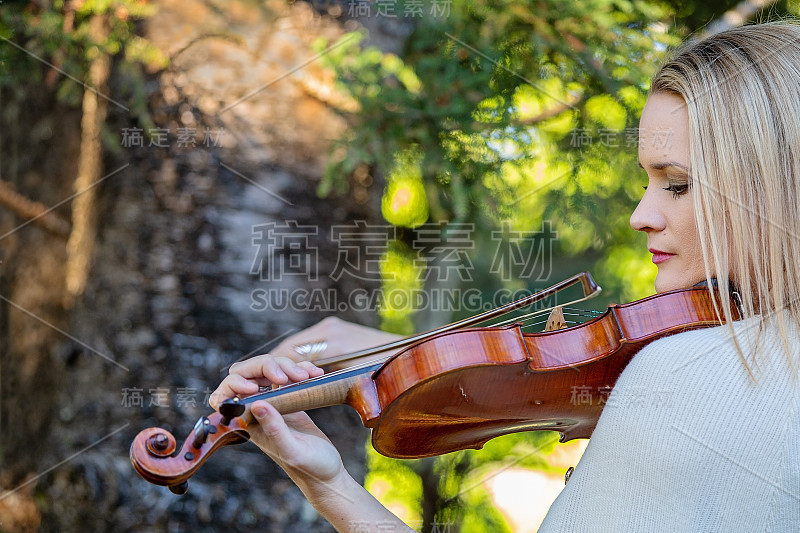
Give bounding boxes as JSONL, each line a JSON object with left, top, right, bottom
{"left": 130, "top": 272, "right": 739, "bottom": 494}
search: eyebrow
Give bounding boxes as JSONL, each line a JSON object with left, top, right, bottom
{"left": 638, "top": 160, "right": 689, "bottom": 171}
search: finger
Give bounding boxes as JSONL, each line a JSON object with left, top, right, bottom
{"left": 282, "top": 411, "right": 332, "bottom": 442}
{"left": 278, "top": 357, "right": 319, "bottom": 382}
{"left": 210, "top": 374, "right": 259, "bottom": 410}
{"left": 296, "top": 360, "right": 324, "bottom": 378}
{"left": 249, "top": 400, "right": 297, "bottom": 458}
{"left": 230, "top": 355, "right": 290, "bottom": 384}
{"left": 231, "top": 355, "right": 315, "bottom": 385}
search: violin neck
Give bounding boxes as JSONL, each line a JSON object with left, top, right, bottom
{"left": 236, "top": 361, "right": 384, "bottom": 425}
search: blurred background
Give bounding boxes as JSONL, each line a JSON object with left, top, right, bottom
{"left": 0, "top": 0, "right": 796, "bottom": 531}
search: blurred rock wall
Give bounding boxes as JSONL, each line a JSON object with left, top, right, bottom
{"left": 0, "top": 1, "right": 405, "bottom": 531}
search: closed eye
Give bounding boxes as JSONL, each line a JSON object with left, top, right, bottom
{"left": 663, "top": 184, "right": 689, "bottom": 198}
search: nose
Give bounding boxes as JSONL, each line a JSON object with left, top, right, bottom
{"left": 630, "top": 186, "right": 666, "bottom": 233}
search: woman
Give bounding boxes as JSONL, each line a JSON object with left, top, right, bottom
{"left": 211, "top": 23, "right": 800, "bottom": 531}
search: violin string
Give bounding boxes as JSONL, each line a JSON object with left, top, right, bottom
{"left": 523, "top": 319, "right": 581, "bottom": 327}
{"left": 496, "top": 302, "right": 602, "bottom": 326}
{"left": 298, "top": 311, "right": 597, "bottom": 380}
{"left": 486, "top": 305, "right": 602, "bottom": 329}
{"left": 311, "top": 272, "right": 603, "bottom": 368}
{"left": 494, "top": 307, "right": 603, "bottom": 332}
{"left": 318, "top": 310, "right": 599, "bottom": 374}
{"left": 562, "top": 309, "right": 603, "bottom": 316}
{"left": 488, "top": 308, "right": 554, "bottom": 328}
{"left": 325, "top": 308, "right": 603, "bottom": 371}
{"left": 278, "top": 309, "right": 602, "bottom": 381}
{"left": 518, "top": 319, "right": 581, "bottom": 331}
{"left": 229, "top": 276, "right": 607, "bottom": 402}
{"left": 247, "top": 310, "right": 584, "bottom": 395}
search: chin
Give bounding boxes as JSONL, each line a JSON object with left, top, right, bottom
{"left": 654, "top": 269, "right": 704, "bottom": 293}
{"left": 653, "top": 272, "right": 684, "bottom": 293}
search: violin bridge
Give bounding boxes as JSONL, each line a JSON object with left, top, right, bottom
{"left": 544, "top": 306, "right": 567, "bottom": 331}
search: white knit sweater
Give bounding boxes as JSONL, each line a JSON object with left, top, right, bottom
{"left": 539, "top": 319, "right": 800, "bottom": 532}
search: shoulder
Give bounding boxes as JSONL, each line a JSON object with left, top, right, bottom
{"left": 637, "top": 319, "right": 754, "bottom": 356}
{"left": 592, "top": 319, "right": 798, "bottom": 470}
{"left": 602, "top": 317, "right": 799, "bottom": 432}
{"left": 542, "top": 317, "right": 800, "bottom": 532}
{"left": 626, "top": 316, "right": 800, "bottom": 380}
{"left": 616, "top": 322, "right": 744, "bottom": 386}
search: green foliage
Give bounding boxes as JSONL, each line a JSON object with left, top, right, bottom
{"left": 382, "top": 147, "right": 430, "bottom": 228}
{"left": 364, "top": 446, "right": 425, "bottom": 526}
{"left": 0, "top": 1, "right": 165, "bottom": 125}
{"left": 319, "top": 1, "right": 792, "bottom": 530}
{"left": 378, "top": 239, "right": 425, "bottom": 335}
{"left": 317, "top": 0, "right": 680, "bottom": 320}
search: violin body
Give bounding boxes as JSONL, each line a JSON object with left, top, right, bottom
{"left": 369, "top": 286, "right": 735, "bottom": 457}
{"left": 131, "top": 281, "right": 738, "bottom": 493}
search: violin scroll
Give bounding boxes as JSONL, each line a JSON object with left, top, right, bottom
{"left": 130, "top": 408, "right": 251, "bottom": 495}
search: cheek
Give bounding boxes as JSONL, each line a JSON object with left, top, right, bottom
{"left": 673, "top": 211, "right": 705, "bottom": 277}
{"left": 672, "top": 202, "right": 700, "bottom": 248}
{"left": 677, "top": 220, "right": 701, "bottom": 251}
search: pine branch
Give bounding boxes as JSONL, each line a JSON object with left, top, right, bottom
{"left": 0, "top": 178, "right": 71, "bottom": 238}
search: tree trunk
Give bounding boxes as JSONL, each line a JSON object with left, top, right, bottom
{"left": 64, "top": 13, "right": 110, "bottom": 305}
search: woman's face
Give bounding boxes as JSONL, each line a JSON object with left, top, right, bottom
{"left": 630, "top": 92, "right": 706, "bottom": 293}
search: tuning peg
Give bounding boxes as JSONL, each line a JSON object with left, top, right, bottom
{"left": 219, "top": 397, "right": 245, "bottom": 425}
{"left": 192, "top": 417, "right": 212, "bottom": 449}
{"left": 168, "top": 481, "right": 189, "bottom": 495}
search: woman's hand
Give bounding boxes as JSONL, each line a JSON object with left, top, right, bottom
{"left": 269, "top": 316, "right": 403, "bottom": 367}
{"left": 209, "top": 320, "right": 415, "bottom": 532}
{"left": 209, "top": 316, "right": 400, "bottom": 485}
{"left": 209, "top": 355, "right": 344, "bottom": 487}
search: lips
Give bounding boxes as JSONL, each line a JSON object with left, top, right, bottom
{"left": 649, "top": 248, "right": 675, "bottom": 264}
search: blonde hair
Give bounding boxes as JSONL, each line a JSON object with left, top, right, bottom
{"left": 650, "top": 22, "right": 800, "bottom": 371}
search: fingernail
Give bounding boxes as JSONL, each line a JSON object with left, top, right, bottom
{"left": 252, "top": 404, "right": 268, "bottom": 418}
